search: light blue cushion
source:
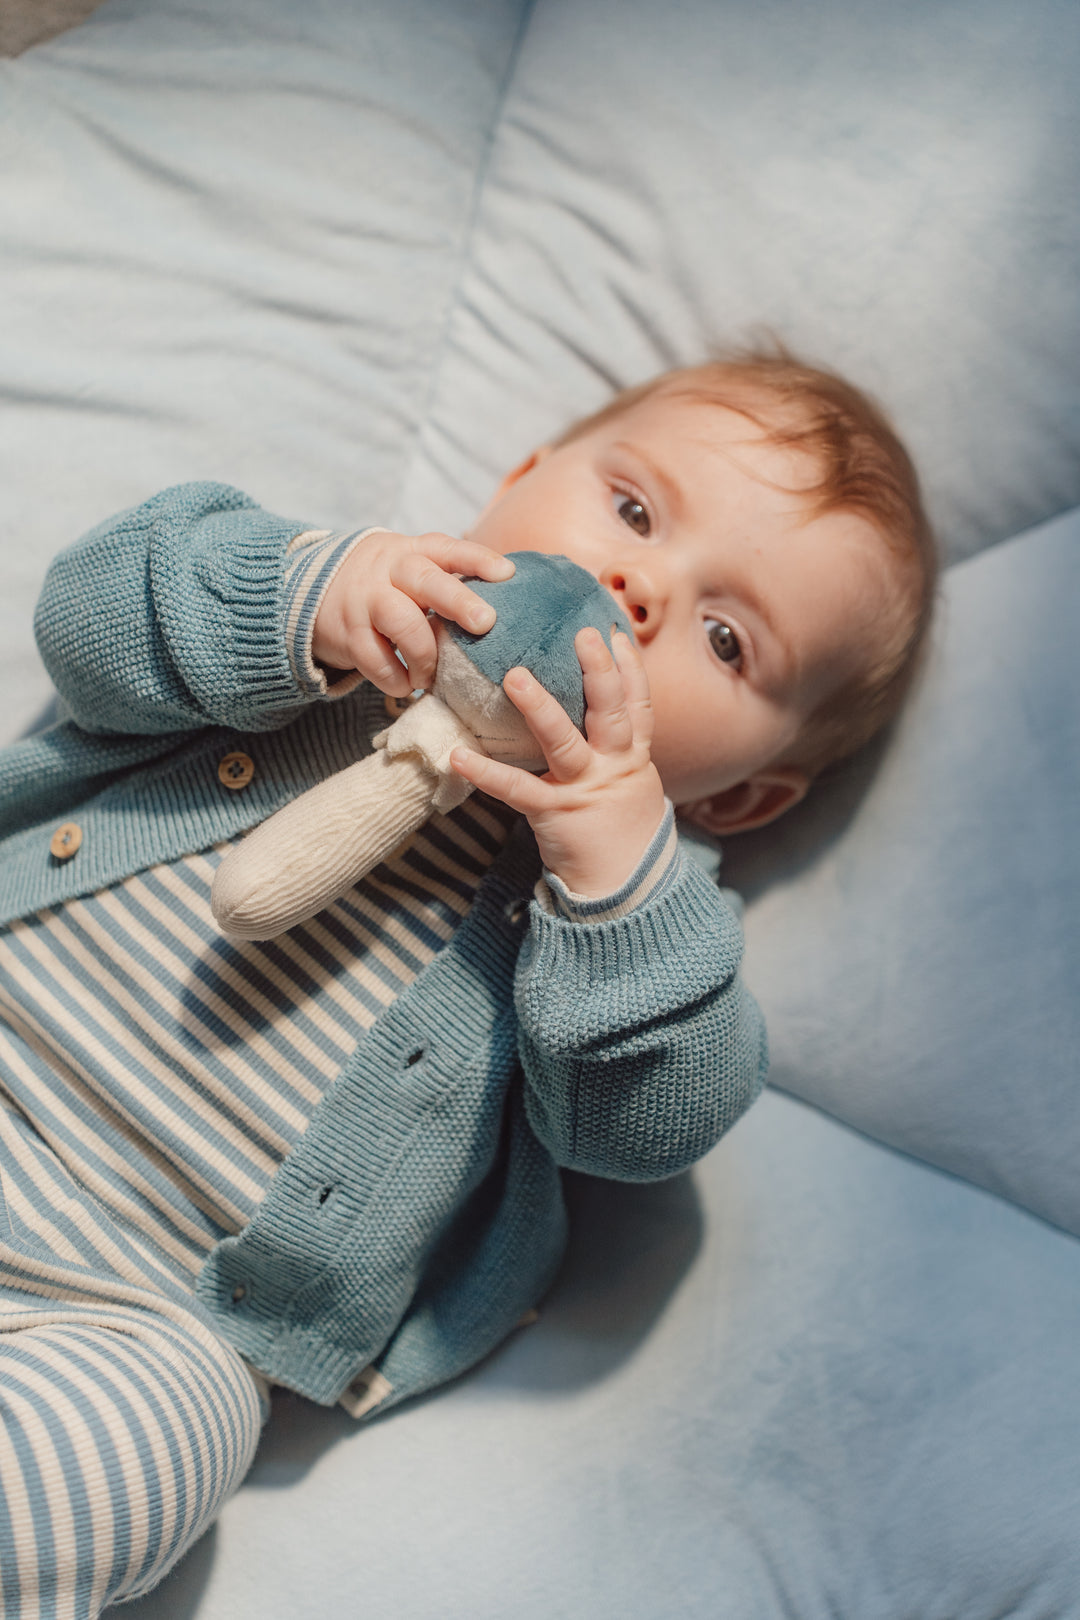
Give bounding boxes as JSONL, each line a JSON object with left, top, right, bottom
{"left": 125, "top": 1089, "right": 1080, "bottom": 1620}
{"left": 0, "top": 0, "right": 528, "bottom": 739}
{"left": 724, "top": 505, "right": 1080, "bottom": 1235}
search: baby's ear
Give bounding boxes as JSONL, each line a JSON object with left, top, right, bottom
{"left": 486, "top": 446, "right": 552, "bottom": 505}
{"left": 680, "top": 768, "right": 808, "bottom": 837}
{"left": 467, "top": 447, "right": 554, "bottom": 535}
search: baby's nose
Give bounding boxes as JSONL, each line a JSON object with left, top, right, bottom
{"left": 599, "top": 562, "right": 663, "bottom": 637}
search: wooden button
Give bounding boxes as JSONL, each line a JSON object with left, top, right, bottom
{"left": 50, "top": 822, "right": 83, "bottom": 860}
{"left": 218, "top": 752, "right": 255, "bottom": 790}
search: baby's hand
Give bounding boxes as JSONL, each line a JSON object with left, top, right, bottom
{"left": 312, "top": 531, "right": 515, "bottom": 697}
{"left": 451, "top": 628, "right": 667, "bottom": 898}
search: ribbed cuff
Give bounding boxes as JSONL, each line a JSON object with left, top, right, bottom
{"left": 535, "top": 801, "right": 679, "bottom": 923}
{"left": 519, "top": 855, "right": 743, "bottom": 1035}
{"left": 281, "top": 528, "right": 383, "bottom": 698}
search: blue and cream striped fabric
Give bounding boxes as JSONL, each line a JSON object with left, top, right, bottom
{"left": 0, "top": 795, "right": 519, "bottom": 1281}
{"left": 0, "top": 792, "right": 516, "bottom": 1617}
{"left": 0, "top": 528, "right": 678, "bottom": 1615}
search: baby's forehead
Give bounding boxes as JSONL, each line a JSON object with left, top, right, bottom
{"left": 627, "top": 380, "right": 808, "bottom": 432}
{"left": 591, "top": 383, "right": 912, "bottom": 572}
{"left": 613, "top": 387, "right": 825, "bottom": 479}
{"left": 810, "top": 509, "right": 917, "bottom": 674}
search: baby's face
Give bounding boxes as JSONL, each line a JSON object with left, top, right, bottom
{"left": 469, "top": 392, "right": 895, "bottom": 810}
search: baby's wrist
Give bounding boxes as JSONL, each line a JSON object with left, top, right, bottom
{"left": 539, "top": 802, "right": 678, "bottom": 922}
{"left": 546, "top": 853, "right": 649, "bottom": 899}
{"left": 283, "top": 526, "right": 380, "bottom": 695}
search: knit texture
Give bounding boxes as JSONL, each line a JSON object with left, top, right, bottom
{"left": 2, "top": 483, "right": 769, "bottom": 1413}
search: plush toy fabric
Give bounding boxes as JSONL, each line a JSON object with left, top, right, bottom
{"left": 211, "top": 552, "right": 633, "bottom": 939}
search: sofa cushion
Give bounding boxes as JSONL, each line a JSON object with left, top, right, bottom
{"left": 124, "top": 1088, "right": 1080, "bottom": 1620}
{"left": 723, "top": 505, "right": 1080, "bottom": 1234}
{"left": 0, "top": 0, "right": 528, "bottom": 738}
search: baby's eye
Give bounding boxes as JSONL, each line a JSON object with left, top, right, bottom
{"left": 614, "top": 494, "right": 651, "bottom": 537}
{"left": 706, "top": 619, "right": 742, "bottom": 667}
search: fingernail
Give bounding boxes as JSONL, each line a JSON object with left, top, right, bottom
{"left": 469, "top": 604, "right": 496, "bottom": 632}
{"left": 495, "top": 557, "right": 515, "bottom": 577}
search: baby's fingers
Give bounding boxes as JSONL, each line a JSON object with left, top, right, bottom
{"left": 577, "top": 627, "right": 635, "bottom": 755}
{"left": 367, "top": 585, "right": 441, "bottom": 691}
{"left": 612, "top": 630, "right": 653, "bottom": 749}
{"left": 390, "top": 548, "right": 505, "bottom": 640}
{"left": 348, "top": 624, "right": 414, "bottom": 697}
{"left": 401, "top": 534, "right": 515, "bottom": 634}
{"left": 410, "top": 532, "right": 517, "bottom": 587}
{"left": 502, "top": 666, "right": 592, "bottom": 782}
{"left": 449, "top": 748, "right": 552, "bottom": 817}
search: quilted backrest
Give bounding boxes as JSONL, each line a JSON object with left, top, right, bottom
{"left": 392, "top": 0, "right": 1080, "bottom": 564}
{"left": 0, "top": 0, "right": 530, "bottom": 736}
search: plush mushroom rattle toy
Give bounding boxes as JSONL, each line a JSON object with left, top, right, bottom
{"left": 210, "top": 552, "right": 634, "bottom": 939}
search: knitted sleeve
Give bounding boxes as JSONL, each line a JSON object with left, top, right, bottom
{"left": 513, "top": 852, "right": 768, "bottom": 1182}
{"left": 33, "top": 483, "right": 336, "bottom": 735}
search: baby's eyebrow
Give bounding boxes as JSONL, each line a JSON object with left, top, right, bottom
{"left": 611, "top": 441, "right": 686, "bottom": 521}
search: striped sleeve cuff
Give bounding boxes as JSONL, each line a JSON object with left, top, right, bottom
{"left": 281, "top": 527, "right": 384, "bottom": 698}
{"left": 535, "top": 801, "right": 681, "bottom": 923}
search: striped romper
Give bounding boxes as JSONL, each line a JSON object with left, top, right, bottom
{"left": 0, "top": 519, "right": 689, "bottom": 1618}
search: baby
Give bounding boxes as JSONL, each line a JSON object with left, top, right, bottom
{"left": 0, "top": 353, "right": 934, "bottom": 1615}
{"left": 316, "top": 353, "right": 934, "bottom": 876}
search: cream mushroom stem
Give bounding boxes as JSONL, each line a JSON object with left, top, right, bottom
{"left": 210, "top": 693, "right": 485, "bottom": 941}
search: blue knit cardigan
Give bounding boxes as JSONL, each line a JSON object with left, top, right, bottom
{"left": 0, "top": 484, "right": 768, "bottom": 1416}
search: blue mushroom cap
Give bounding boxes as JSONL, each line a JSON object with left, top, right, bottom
{"left": 442, "top": 552, "right": 634, "bottom": 730}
